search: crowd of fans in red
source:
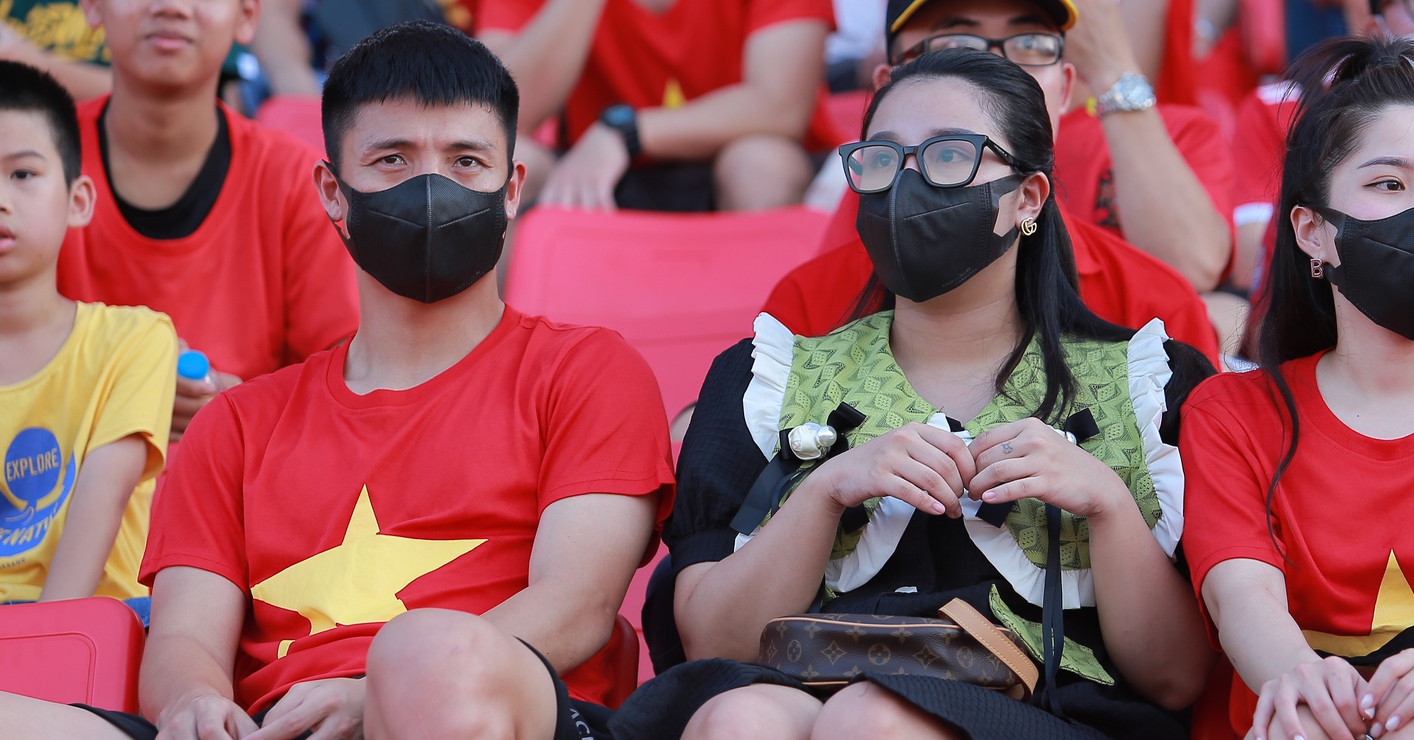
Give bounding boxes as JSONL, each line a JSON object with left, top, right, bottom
{"left": 2, "top": 0, "right": 1414, "bottom": 738}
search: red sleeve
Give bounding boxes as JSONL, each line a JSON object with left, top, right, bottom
{"left": 1167, "top": 108, "right": 1238, "bottom": 276}
{"left": 1231, "top": 93, "right": 1286, "bottom": 209}
{"left": 538, "top": 330, "right": 676, "bottom": 520}
{"left": 761, "top": 270, "right": 814, "bottom": 336}
{"left": 1157, "top": 0, "right": 1197, "bottom": 105}
{"left": 139, "top": 394, "right": 250, "bottom": 590}
{"left": 280, "top": 154, "right": 360, "bottom": 365}
{"left": 745, "top": 0, "right": 835, "bottom": 34}
{"left": 477, "top": 0, "right": 542, "bottom": 33}
{"left": 1179, "top": 377, "right": 1286, "bottom": 645}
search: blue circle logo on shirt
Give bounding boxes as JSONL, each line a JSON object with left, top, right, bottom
{"left": 0, "top": 428, "right": 76, "bottom": 558}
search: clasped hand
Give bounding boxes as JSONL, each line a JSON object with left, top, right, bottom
{"left": 1252, "top": 651, "right": 1414, "bottom": 740}
{"left": 807, "top": 418, "right": 1129, "bottom": 521}
{"left": 158, "top": 677, "right": 365, "bottom": 740}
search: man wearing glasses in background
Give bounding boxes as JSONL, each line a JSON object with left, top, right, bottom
{"left": 764, "top": 0, "right": 1230, "bottom": 364}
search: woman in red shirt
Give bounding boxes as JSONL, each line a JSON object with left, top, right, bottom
{"left": 1182, "top": 35, "right": 1414, "bottom": 740}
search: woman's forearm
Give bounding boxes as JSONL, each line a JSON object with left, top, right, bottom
{"left": 1090, "top": 493, "right": 1215, "bottom": 709}
{"left": 676, "top": 475, "right": 845, "bottom": 662}
{"left": 1204, "top": 559, "right": 1325, "bottom": 693}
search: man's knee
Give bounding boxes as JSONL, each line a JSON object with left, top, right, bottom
{"left": 712, "top": 134, "right": 813, "bottom": 211}
{"left": 682, "top": 684, "right": 821, "bottom": 740}
{"left": 812, "top": 682, "right": 959, "bottom": 740}
{"left": 366, "top": 609, "right": 555, "bottom": 740}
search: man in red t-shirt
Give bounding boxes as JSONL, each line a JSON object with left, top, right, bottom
{"left": 764, "top": 0, "right": 1221, "bottom": 363}
{"left": 478, "top": 0, "right": 835, "bottom": 213}
{"left": 0, "top": 22, "right": 673, "bottom": 740}
{"left": 54, "top": 0, "right": 359, "bottom": 443}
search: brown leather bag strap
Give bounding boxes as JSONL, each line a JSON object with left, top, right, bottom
{"left": 940, "top": 598, "right": 1038, "bottom": 699}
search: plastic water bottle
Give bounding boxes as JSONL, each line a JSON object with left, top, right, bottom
{"left": 177, "top": 349, "right": 213, "bottom": 385}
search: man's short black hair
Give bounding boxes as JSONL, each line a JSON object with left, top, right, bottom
{"left": 0, "top": 60, "right": 82, "bottom": 186}
{"left": 321, "top": 20, "right": 519, "bottom": 174}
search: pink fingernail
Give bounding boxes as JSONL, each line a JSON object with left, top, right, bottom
{"left": 1373, "top": 722, "right": 1384, "bottom": 737}
{"left": 931, "top": 502, "right": 946, "bottom": 514}
{"left": 1390, "top": 716, "right": 1401, "bottom": 731}
{"left": 1365, "top": 694, "right": 1377, "bottom": 709}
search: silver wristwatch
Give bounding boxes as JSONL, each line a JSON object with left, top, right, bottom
{"left": 1094, "top": 73, "right": 1157, "bottom": 117}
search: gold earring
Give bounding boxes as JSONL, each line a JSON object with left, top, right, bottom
{"left": 1310, "top": 258, "right": 1324, "bottom": 279}
{"left": 1020, "top": 218, "right": 1038, "bottom": 236}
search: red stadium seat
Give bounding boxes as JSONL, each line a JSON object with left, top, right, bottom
{"left": 1240, "top": 0, "right": 1287, "bottom": 76}
{"left": 604, "top": 614, "right": 641, "bottom": 709}
{"left": 0, "top": 598, "right": 144, "bottom": 712}
{"left": 504, "top": 207, "right": 828, "bottom": 420}
{"left": 255, "top": 94, "right": 325, "bottom": 154}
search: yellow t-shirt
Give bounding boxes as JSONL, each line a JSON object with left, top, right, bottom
{"left": 0, "top": 302, "right": 176, "bottom": 602}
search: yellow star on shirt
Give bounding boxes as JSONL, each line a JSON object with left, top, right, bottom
{"left": 662, "top": 78, "right": 686, "bottom": 109}
{"left": 250, "top": 485, "right": 486, "bottom": 658}
{"left": 1304, "top": 551, "right": 1414, "bottom": 657}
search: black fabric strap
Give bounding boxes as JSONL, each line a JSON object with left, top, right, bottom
{"left": 1038, "top": 503, "right": 1067, "bottom": 718}
{"left": 730, "top": 404, "right": 865, "bottom": 536}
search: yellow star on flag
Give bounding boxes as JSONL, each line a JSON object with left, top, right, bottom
{"left": 1304, "top": 551, "right": 1414, "bottom": 657}
{"left": 251, "top": 485, "right": 486, "bottom": 658}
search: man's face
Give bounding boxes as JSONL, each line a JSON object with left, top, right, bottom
{"left": 316, "top": 98, "right": 526, "bottom": 228}
{"left": 884, "top": 0, "right": 1075, "bottom": 136}
{"left": 82, "top": 0, "right": 258, "bottom": 92}
{"left": 0, "top": 110, "right": 93, "bottom": 288}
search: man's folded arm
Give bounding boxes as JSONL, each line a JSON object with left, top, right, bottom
{"left": 481, "top": 492, "right": 660, "bottom": 674}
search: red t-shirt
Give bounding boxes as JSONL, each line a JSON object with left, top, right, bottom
{"left": 1232, "top": 81, "right": 1299, "bottom": 212}
{"left": 1183, "top": 354, "right": 1414, "bottom": 736}
{"left": 762, "top": 191, "right": 1220, "bottom": 364}
{"left": 1053, "top": 104, "right": 1235, "bottom": 263}
{"left": 57, "top": 98, "right": 359, "bottom": 384}
{"left": 140, "top": 307, "right": 676, "bottom": 712}
{"left": 1157, "top": 0, "right": 1197, "bottom": 106}
{"left": 478, "top": 0, "right": 841, "bottom": 150}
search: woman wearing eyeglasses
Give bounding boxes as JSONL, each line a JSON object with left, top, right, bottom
{"left": 611, "top": 48, "right": 1215, "bottom": 740}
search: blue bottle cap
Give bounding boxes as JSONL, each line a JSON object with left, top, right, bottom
{"left": 177, "top": 350, "right": 211, "bottom": 381}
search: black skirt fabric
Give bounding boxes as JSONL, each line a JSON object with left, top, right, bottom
{"left": 609, "top": 658, "right": 1187, "bottom": 740}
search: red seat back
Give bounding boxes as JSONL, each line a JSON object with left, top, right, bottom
{"left": 0, "top": 598, "right": 144, "bottom": 712}
{"left": 255, "top": 95, "right": 325, "bottom": 154}
{"left": 505, "top": 207, "right": 828, "bottom": 419}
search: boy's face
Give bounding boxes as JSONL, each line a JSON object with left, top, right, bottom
{"left": 315, "top": 98, "right": 527, "bottom": 227}
{"left": 82, "top": 0, "right": 259, "bottom": 92}
{"left": 0, "top": 110, "right": 94, "bottom": 287}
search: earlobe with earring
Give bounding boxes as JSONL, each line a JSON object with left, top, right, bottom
{"left": 1311, "top": 258, "right": 1324, "bottom": 279}
{"left": 1020, "top": 217, "right": 1038, "bottom": 236}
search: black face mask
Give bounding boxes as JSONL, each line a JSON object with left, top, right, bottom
{"left": 334, "top": 172, "right": 509, "bottom": 304}
{"left": 1315, "top": 205, "right": 1414, "bottom": 340}
{"left": 856, "top": 168, "right": 1024, "bottom": 303}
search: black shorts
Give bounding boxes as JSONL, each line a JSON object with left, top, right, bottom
{"left": 614, "top": 162, "right": 716, "bottom": 213}
{"left": 74, "top": 645, "right": 611, "bottom": 740}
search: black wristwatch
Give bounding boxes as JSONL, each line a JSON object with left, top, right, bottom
{"left": 599, "top": 104, "right": 642, "bottom": 158}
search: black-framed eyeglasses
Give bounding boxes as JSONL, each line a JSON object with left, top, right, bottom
{"left": 839, "top": 134, "right": 1021, "bottom": 194}
{"left": 892, "top": 33, "right": 1065, "bottom": 67}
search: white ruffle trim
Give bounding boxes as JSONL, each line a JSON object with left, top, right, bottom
{"left": 1129, "top": 318, "right": 1183, "bottom": 559}
{"left": 743, "top": 313, "right": 795, "bottom": 460}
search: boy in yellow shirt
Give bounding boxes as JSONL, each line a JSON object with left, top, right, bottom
{"left": 0, "top": 59, "right": 174, "bottom": 612}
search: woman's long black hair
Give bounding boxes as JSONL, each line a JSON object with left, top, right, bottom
{"left": 846, "top": 48, "right": 1133, "bottom": 423}
{"left": 1255, "top": 35, "right": 1414, "bottom": 552}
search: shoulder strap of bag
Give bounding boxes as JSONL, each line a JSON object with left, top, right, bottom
{"left": 939, "top": 598, "right": 1038, "bottom": 699}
